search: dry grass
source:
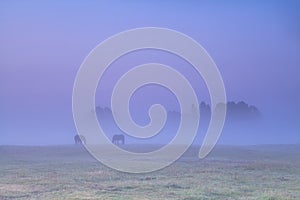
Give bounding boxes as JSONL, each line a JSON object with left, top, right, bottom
{"left": 0, "top": 145, "right": 299, "bottom": 199}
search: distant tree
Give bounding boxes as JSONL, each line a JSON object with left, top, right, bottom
{"left": 226, "top": 101, "right": 261, "bottom": 121}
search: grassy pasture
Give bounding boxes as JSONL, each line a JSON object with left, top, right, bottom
{"left": 0, "top": 144, "right": 299, "bottom": 199}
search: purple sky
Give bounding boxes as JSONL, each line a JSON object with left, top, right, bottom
{"left": 1, "top": 1, "right": 300, "bottom": 145}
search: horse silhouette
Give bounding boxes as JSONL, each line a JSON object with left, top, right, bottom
{"left": 74, "top": 134, "right": 86, "bottom": 145}
{"left": 112, "top": 134, "right": 125, "bottom": 145}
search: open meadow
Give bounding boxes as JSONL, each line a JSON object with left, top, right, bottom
{"left": 0, "top": 144, "right": 299, "bottom": 200}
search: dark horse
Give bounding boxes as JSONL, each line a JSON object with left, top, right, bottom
{"left": 112, "top": 134, "right": 125, "bottom": 145}
{"left": 74, "top": 134, "right": 86, "bottom": 145}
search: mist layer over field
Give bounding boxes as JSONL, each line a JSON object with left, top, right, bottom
{"left": 1, "top": 0, "right": 300, "bottom": 146}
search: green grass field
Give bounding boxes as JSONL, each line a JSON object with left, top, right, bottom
{"left": 0, "top": 144, "right": 299, "bottom": 200}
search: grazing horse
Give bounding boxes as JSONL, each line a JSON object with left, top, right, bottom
{"left": 112, "top": 134, "right": 125, "bottom": 145}
{"left": 74, "top": 134, "right": 86, "bottom": 145}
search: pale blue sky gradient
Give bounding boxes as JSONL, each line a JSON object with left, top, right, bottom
{"left": 1, "top": 0, "right": 300, "bottom": 145}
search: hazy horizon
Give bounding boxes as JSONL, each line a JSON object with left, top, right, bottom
{"left": 1, "top": 1, "right": 300, "bottom": 145}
